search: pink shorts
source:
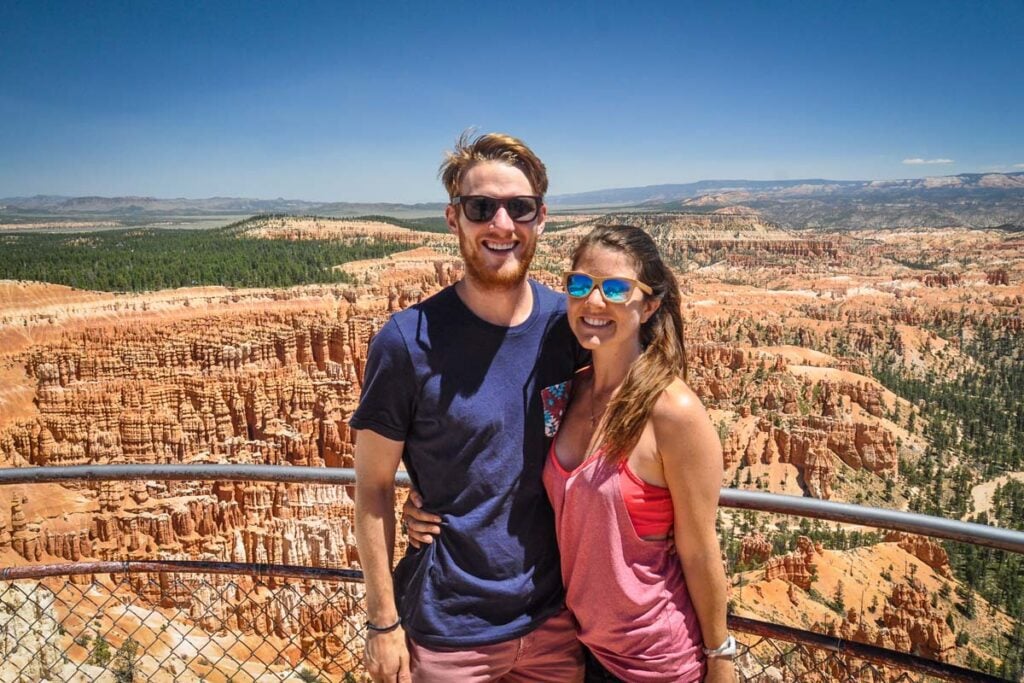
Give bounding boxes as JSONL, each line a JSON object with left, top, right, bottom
{"left": 408, "top": 608, "right": 583, "bottom": 683}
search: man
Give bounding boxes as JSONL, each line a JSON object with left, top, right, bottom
{"left": 351, "top": 132, "right": 584, "bottom": 682}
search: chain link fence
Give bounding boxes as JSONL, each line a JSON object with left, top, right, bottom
{"left": 1, "top": 564, "right": 1000, "bottom": 682}
{"left": 0, "top": 566, "right": 368, "bottom": 682}
{"left": 1, "top": 467, "right": 1017, "bottom": 682}
{"left": 735, "top": 635, "right": 922, "bottom": 682}
{"left": 729, "top": 615, "right": 1000, "bottom": 682}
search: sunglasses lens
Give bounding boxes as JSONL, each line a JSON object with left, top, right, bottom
{"left": 506, "top": 197, "right": 539, "bottom": 221}
{"left": 462, "top": 197, "right": 498, "bottom": 222}
{"left": 565, "top": 273, "right": 595, "bottom": 298}
{"left": 459, "top": 196, "right": 539, "bottom": 222}
{"left": 600, "top": 278, "right": 633, "bottom": 303}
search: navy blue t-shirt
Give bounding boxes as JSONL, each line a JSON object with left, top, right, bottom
{"left": 349, "top": 280, "right": 581, "bottom": 647}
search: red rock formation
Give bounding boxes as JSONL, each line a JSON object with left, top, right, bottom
{"left": 882, "top": 578, "right": 956, "bottom": 660}
{"left": 0, "top": 516, "right": 10, "bottom": 551}
{"left": 826, "top": 577, "right": 955, "bottom": 663}
{"left": 920, "top": 272, "right": 961, "bottom": 287}
{"left": 3, "top": 310, "right": 400, "bottom": 472}
{"left": 721, "top": 412, "right": 897, "bottom": 499}
{"left": 740, "top": 532, "right": 772, "bottom": 565}
{"left": 884, "top": 532, "right": 952, "bottom": 578}
{"left": 762, "top": 536, "right": 820, "bottom": 589}
{"left": 987, "top": 268, "right": 1009, "bottom": 285}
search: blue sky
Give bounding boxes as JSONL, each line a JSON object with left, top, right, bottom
{"left": 1, "top": 0, "right": 1022, "bottom": 202}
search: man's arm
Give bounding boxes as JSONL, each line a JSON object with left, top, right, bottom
{"left": 354, "top": 428, "right": 411, "bottom": 683}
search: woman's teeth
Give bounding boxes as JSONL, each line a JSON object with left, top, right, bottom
{"left": 583, "top": 317, "right": 611, "bottom": 327}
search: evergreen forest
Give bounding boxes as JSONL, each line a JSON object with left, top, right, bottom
{"left": 0, "top": 218, "right": 409, "bottom": 292}
{"left": 872, "top": 317, "right": 1024, "bottom": 678}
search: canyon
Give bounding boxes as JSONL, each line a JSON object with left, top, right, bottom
{"left": 1, "top": 213, "right": 1022, "bottom": 680}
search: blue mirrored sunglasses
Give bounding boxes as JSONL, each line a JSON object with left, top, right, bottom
{"left": 563, "top": 272, "right": 653, "bottom": 303}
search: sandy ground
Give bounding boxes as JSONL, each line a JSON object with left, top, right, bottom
{"left": 968, "top": 471, "right": 1024, "bottom": 521}
{"left": 787, "top": 364, "right": 906, "bottom": 414}
{"left": 754, "top": 345, "right": 840, "bottom": 366}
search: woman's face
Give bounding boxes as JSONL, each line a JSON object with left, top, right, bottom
{"left": 567, "top": 245, "right": 660, "bottom": 354}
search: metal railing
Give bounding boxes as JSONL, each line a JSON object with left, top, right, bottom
{"left": 1, "top": 464, "right": 1021, "bottom": 682}
{"left": 3, "top": 464, "right": 1020, "bottom": 554}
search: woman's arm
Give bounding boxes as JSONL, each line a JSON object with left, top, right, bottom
{"left": 402, "top": 489, "right": 441, "bottom": 547}
{"left": 654, "top": 380, "right": 736, "bottom": 682}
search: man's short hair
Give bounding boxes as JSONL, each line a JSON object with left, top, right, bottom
{"left": 440, "top": 131, "right": 549, "bottom": 199}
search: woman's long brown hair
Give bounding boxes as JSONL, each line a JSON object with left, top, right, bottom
{"left": 572, "top": 224, "right": 688, "bottom": 462}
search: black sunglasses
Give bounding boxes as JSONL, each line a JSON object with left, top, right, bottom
{"left": 452, "top": 195, "right": 542, "bottom": 223}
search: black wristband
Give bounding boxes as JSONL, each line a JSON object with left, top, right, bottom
{"left": 366, "top": 617, "right": 402, "bottom": 633}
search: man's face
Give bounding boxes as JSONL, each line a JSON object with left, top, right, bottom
{"left": 445, "top": 161, "right": 547, "bottom": 291}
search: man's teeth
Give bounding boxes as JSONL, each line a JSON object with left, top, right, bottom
{"left": 583, "top": 317, "right": 612, "bottom": 327}
{"left": 484, "top": 241, "right": 516, "bottom": 251}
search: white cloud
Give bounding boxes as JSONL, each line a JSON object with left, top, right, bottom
{"left": 1014, "top": 163, "right": 1024, "bottom": 169}
{"left": 902, "top": 158, "right": 954, "bottom": 165}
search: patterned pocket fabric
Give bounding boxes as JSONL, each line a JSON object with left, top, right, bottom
{"left": 541, "top": 380, "right": 572, "bottom": 437}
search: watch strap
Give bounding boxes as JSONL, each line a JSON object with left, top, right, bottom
{"left": 702, "top": 633, "right": 737, "bottom": 659}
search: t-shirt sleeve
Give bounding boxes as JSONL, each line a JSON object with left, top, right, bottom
{"left": 349, "top": 318, "right": 416, "bottom": 442}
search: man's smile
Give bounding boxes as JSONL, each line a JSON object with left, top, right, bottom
{"left": 482, "top": 239, "right": 518, "bottom": 252}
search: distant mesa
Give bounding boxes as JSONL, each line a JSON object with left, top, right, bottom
{"left": 547, "top": 171, "right": 1024, "bottom": 207}
{"left": 3, "top": 171, "right": 1023, "bottom": 232}
{"left": 0, "top": 195, "right": 447, "bottom": 220}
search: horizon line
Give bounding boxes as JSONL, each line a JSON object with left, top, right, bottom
{"left": 4, "top": 169, "right": 1023, "bottom": 206}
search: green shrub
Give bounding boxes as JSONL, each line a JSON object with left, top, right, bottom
{"left": 89, "top": 634, "right": 112, "bottom": 667}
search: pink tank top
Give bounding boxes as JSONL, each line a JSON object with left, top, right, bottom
{"left": 544, "top": 442, "right": 705, "bottom": 682}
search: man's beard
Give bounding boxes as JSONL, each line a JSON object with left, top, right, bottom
{"left": 458, "top": 229, "right": 536, "bottom": 291}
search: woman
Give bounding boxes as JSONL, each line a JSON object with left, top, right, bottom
{"left": 407, "top": 225, "right": 735, "bottom": 682}
{"left": 543, "top": 224, "right": 734, "bottom": 682}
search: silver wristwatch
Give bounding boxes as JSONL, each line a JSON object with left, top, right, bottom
{"left": 702, "top": 634, "right": 737, "bottom": 659}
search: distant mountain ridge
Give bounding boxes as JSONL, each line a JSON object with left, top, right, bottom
{"left": 548, "top": 178, "right": 863, "bottom": 206}
{"left": 549, "top": 172, "right": 1024, "bottom": 229}
{"left": 3, "top": 171, "right": 1023, "bottom": 229}
{"left": 547, "top": 172, "right": 1024, "bottom": 207}
{"left": 0, "top": 195, "right": 446, "bottom": 217}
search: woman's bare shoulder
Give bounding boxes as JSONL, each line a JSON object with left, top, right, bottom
{"left": 652, "top": 377, "right": 710, "bottom": 429}
{"left": 651, "top": 377, "right": 721, "bottom": 466}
